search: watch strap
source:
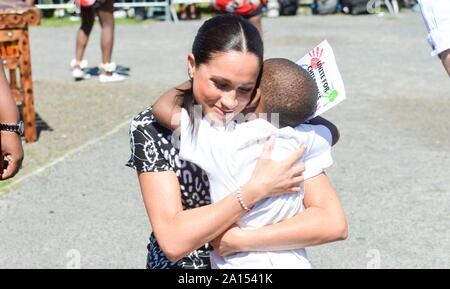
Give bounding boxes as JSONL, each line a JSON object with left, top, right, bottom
{"left": 0, "top": 122, "right": 23, "bottom": 135}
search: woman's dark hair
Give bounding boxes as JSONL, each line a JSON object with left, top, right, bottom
{"left": 178, "top": 14, "right": 264, "bottom": 131}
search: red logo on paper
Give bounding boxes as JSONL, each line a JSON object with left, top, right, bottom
{"left": 309, "top": 47, "right": 325, "bottom": 69}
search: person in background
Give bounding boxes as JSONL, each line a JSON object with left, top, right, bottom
{"left": 72, "top": 0, "right": 125, "bottom": 82}
{"left": 26, "top": 0, "right": 125, "bottom": 82}
{"left": 211, "top": 0, "right": 267, "bottom": 36}
{"left": 180, "top": 3, "right": 199, "bottom": 20}
{"left": 417, "top": 0, "right": 450, "bottom": 77}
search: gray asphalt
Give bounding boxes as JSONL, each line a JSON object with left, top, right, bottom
{"left": 0, "top": 11, "right": 449, "bottom": 268}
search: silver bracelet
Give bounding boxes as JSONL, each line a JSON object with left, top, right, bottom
{"left": 236, "top": 187, "right": 251, "bottom": 212}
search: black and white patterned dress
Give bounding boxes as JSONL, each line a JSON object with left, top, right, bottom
{"left": 127, "top": 107, "right": 212, "bottom": 269}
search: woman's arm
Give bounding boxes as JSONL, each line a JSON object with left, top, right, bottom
{"left": 211, "top": 172, "right": 347, "bottom": 255}
{"left": 139, "top": 138, "right": 307, "bottom": 262}
{"left": 140, "top": 170, "right": 250, "bottom": 262}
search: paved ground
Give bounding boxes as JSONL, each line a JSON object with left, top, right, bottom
{"left": 1, "top": 11, "right": 449, "bottom": 268}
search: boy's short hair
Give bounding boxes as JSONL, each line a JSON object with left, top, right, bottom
{"left": 259, "top": 58, "right": 319, "bottom": 127}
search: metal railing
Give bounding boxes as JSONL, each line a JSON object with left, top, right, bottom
{"left": 34, "top": 0, "right": 172, "bottom": 21}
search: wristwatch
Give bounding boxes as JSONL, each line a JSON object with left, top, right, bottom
{"left": 0, "top": 121, "right": 24, "bottom": 136}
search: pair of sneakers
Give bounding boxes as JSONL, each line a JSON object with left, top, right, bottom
{"left": 71, "top": 59, "right": 125, "bottom": 83}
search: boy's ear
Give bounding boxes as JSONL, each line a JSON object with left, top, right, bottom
{"left": 187, "top": 53, "right": 196, "bottom": 78}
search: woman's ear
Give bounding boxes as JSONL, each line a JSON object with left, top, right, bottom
{"left": 187, "top": 53, "right": 196, "bottom": 79}
{"left": 254, "top": 89, "right": 266, "bottom": 116}
{"left": 249, "top": 88, "right": 261, "bottom": 107}
{"left": 241, "top": 88, "right": 261, "bottom": 116}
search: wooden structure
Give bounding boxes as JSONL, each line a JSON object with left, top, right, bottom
{"left": 0, "top": 0, "right": 40, "bottom": 142}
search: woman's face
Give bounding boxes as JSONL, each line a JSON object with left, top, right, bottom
{"left": 188, "top": 51, "right": 260, "bottom": 125}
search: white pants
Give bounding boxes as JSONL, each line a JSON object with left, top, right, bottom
{"left": 418, "top": 0, "right": 450, "bottom": 56}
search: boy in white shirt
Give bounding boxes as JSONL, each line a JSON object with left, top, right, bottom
{"left": 153, "top": 58, "right": 339, "bottom": 268}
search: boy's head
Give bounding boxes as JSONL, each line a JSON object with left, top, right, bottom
{"left": 256, "top": 58, "right": 319, "bottom": 127}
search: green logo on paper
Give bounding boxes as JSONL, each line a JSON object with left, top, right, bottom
{"left": 321, "top": 83, "right": 338, "bottom": 102}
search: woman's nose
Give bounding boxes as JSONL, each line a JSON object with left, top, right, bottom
{"left": 220, "top": 91, "right": 238, "bottom": 110}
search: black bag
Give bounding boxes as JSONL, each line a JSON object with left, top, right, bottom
{"left": 313, "top": 0, "right": 339, "bottom": 15}
{"left": 279, "top": 0, "right": 300, "bottom": 16}
{"left": 341, "top": 0, "right": 372, "bottom": 15}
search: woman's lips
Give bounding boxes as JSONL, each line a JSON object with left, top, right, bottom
{"left": 213, "top": 106, "right": 233, "bottom": 116}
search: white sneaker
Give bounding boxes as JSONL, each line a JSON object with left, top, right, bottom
{"left": 99, "top": 72, "right": 125, "bottom": 83}
{"left": 98, "top": 62, "right": 117, "bottom": 72}
{"left": 70, "top": 59, "right": 88, "bottom": 70}
{"left": 266, "top": 0, "right": 280, "bottom": 18}
{"left": 72, "top": 68, "right": 91, "bottom": 81}
{"left": 98, "top": 62, "right": 125, "bottom": 83}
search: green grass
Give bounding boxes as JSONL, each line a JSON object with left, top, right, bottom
{"left": 0, "top": 179, "right": 14, "bottom": 189}
{"left": 38, "top": 3, "right": 215, "bottom": 28}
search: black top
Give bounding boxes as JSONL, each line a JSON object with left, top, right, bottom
{"left": 127, "top": 107, "right": 211, "bottom": 269}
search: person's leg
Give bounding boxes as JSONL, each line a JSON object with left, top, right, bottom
{"left": 180, "top": 4, "right": 188, "bottom": 20}
{"left": 96, "top": 0, "right": 125, "bottom": 82}
{"left": 189, "top": 4, "right": 198, "bottom": 19}
{"left": 97, "top": 0, "right": 115, "bottom": 66}
{"left": 75, "top": 7, "right": 95, "bottom": 68}
{"left": 440, "top": 49, "right": 450, "bottom": 77}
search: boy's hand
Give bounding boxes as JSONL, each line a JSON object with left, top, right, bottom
{"left": 210, "top": 224, "right": 242, "bottom": 257}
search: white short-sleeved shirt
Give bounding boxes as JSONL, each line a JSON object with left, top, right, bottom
{"left": 418, "top": 0, "right": 450, "bottom": 56}
{"left": 179, "top": 109, "right": 333, "bottom": 269}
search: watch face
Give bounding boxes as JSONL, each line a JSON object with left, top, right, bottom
{"left": 0, "top": 122, "right": 24, "bottom": 135}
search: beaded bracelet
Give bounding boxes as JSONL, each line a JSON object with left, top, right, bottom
{"left": 236, "top": 187, "right": 251, "bottom": 212}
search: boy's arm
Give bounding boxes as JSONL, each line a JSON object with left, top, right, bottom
{"left": 210, "top": 172, "right": 347, "bottom": 255}
{"left": 306, "top": 116, "right": 340, "bottom": 146}
{"left": 152, "top": 81, "right": 190, "bottom": 131}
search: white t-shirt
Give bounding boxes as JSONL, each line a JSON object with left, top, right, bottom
{"left": 179, "top": 109, "right": 333, "bottom": 269}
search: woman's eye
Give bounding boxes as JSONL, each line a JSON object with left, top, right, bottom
{"left": 213, "top": 81, "right": 228, "bottom": 90}
{"left": 238, "top": 88, "right": 253, "bottom": 93}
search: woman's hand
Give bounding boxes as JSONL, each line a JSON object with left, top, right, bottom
{"left": 225, "top": 173, "right": 348, "bottom": 253}
{"left": 210, "top": 224, "right": 243, "bottom": 257}
{"left": 243, "top": 136, "right": 306, "bottom": 203}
